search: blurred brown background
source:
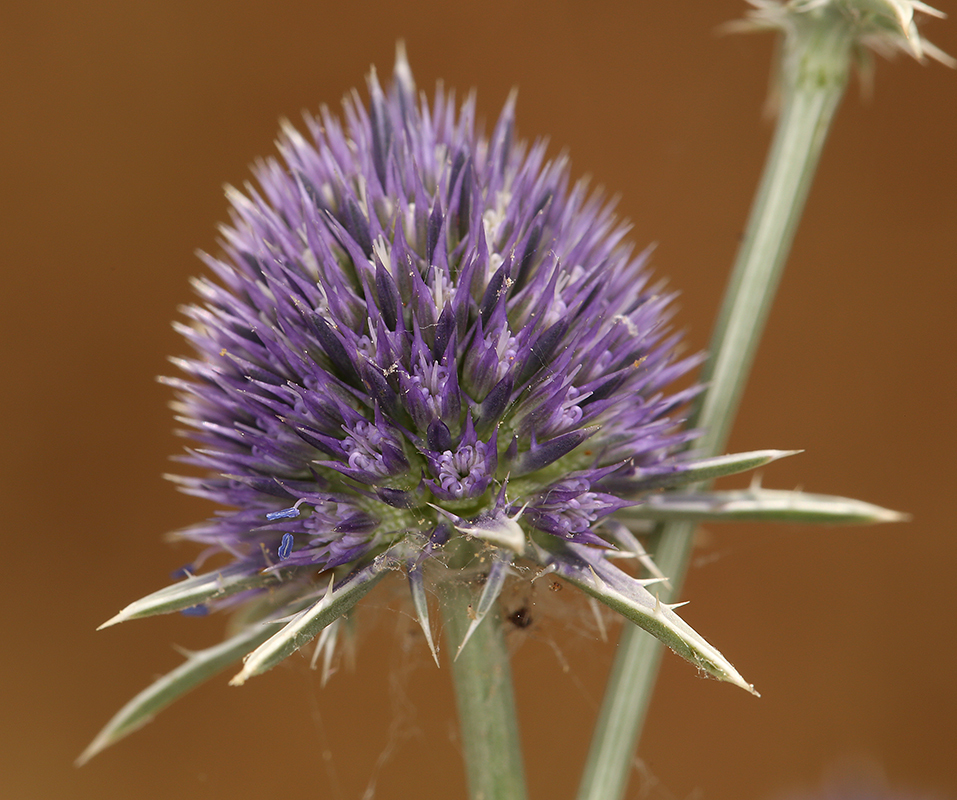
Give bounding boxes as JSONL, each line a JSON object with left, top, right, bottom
{"left": 2, "top": 2, "right": 955, "bottom": 799}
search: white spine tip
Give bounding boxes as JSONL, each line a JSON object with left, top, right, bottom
{"left": 96, "top": 614, "right": 124, "bottom": 631}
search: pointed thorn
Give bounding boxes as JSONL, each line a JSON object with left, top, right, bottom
{"left": 96, "top": 613, "right": 125, "bottom": 631}
{"left": 588, "top": 597, "right": 608, "bottom": 643}
{"left": 393, "top": 40, "right": 415, "bottom": 95}
{"left": 408, "top": 564, "right": 440, "bottom": 667}
{"left": 310, "top": 619, "right": 340, "bottom": 687}
{"left": 454, "top": 617, "right": 482, "bottom": 661}
{"left": 531, "top": 563, "right": 558, "bottom": 583}
{"left": 424, "top": 636, "right": 440, "bottom": 668}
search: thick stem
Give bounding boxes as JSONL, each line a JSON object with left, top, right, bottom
{"left": 577, "top": 18, "right": 853, "bottom": 800}
{"left": 443, "top": 578, "right": 528, "bottom": 800}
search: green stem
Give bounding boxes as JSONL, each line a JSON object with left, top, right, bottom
{"left": 577, "top": 17, "right": 854, "bottom": 800}
{"left": 443, "top": 578, "right": 528, "bottom": 800}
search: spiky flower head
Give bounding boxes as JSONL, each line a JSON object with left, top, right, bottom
{"left": 732, "top": 0, "right": 955, "bottom": 92}
{"left": 741, "top": 0, "right": 954, "bottom": 64}
{"left": 80, "top": 47, "right": 796, "bottom": 763}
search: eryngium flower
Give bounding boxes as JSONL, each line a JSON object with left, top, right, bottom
{"left": 82, "top": 48, "right": 780, "bottom": 763}
{"left": 733, "top": 0, "right": 955, "bottom": 69}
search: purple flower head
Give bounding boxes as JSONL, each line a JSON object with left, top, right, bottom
{"left": 169, "top": 55, "right": 699, "bottom": 570}
{"left": 82, "top": 47, "right": 774, "bottom": 764}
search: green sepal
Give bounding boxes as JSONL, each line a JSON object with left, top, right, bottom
{"left": 629, "top": 449, "right": 801, "bottom": 491}
{"left": 229, "top": 555, "right": 395, "bottom": 686}
{"left": 618, "top": 487, "right": 908, "bottom": 524}
{"left": 78, "top": 599, "right": 304, "bottom": 765}
{"left": 97, "top": 563, "right": 294, "bottom": 629}
{"left": 535, "top": 543, "right": 757, "bottom": 695}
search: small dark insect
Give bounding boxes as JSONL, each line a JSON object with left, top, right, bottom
{"left": 507, "top": 606, "right": 533, "bottom": 629}
{"left": 549, "top": 581, "right": 562, "bottom": 593}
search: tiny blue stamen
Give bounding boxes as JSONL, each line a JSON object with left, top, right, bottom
{"left": 266, "top": 498, "right": 306, "bottom": 520}
{"left": 278, "top": 532, "right": 294, "bottom": 560}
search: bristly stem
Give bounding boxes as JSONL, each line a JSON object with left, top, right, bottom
{"left": 577, "top": 14, "right": 855, "bottom": 800}
{"left": 443, "top": 577, "right": 528, "bottom": 800}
